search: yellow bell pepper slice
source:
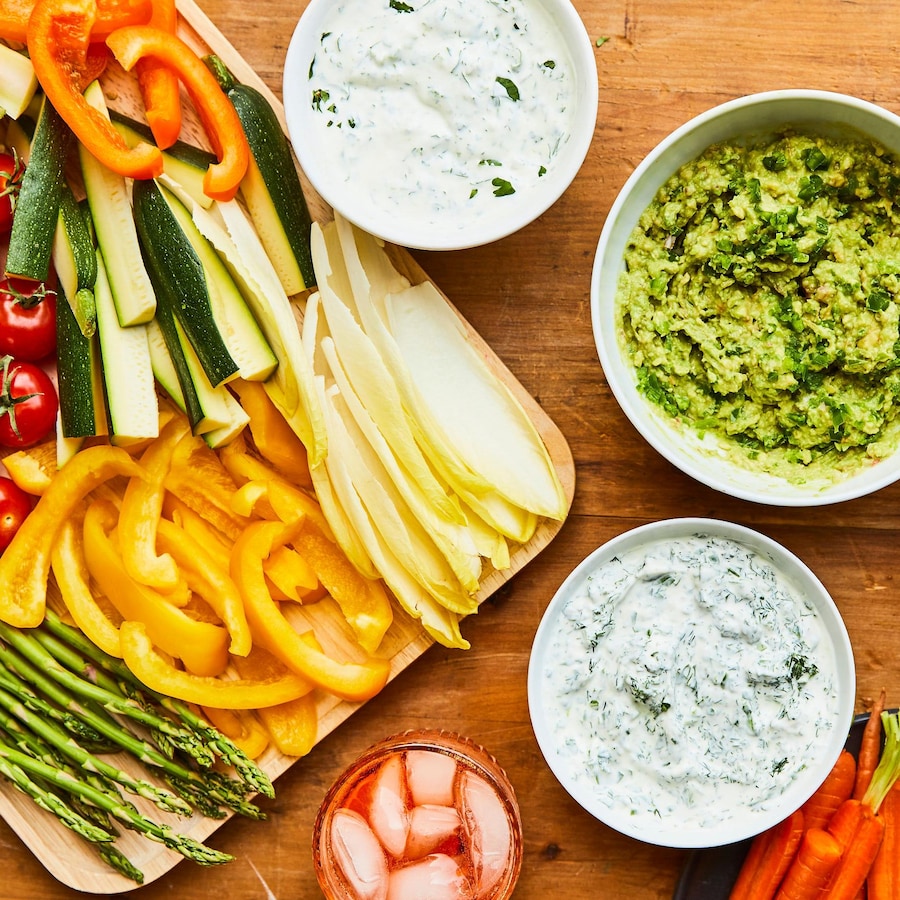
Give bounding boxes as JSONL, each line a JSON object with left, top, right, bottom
{"left": 256, "top": 693, "right": 317, "bottom": 758}
{"left": 230, "top": 520, "right": 390, "bottom": 702}
{"left": 165, "top": 433, "right": 249, "bottom": 540}
{"left": 264, "top": 545, "right": 319, "bottom": 601}
{"left": 291, "top": 524, "right": 393, "bottom": 655}
{"left": 230, "top": 379, "right": 312, "bottom": 488}
{"left": 83, "top": 499, "right": 230, "bottom": 677}
{"left": 51, "top": 516, "right": 123, "bottom": 658}
{"left": 119, "top": 414, "right": 190, "bottom": 593}
{"left": 162, "top": 494, "right": 232, "bottom": 570}
{"left": 3, "top": 438, "right": 57, "bottom": 496}
{"left": 0, "top": 445, "right": 143, "bottom": 627}
{"left": 120, "top": 621, "right": 313, "bottom": 708}
{"left": 201, "top": 706, "right": 269, "bottom": 760}
{"left": 155, "top": 517, "right": 252, "bottom": 657}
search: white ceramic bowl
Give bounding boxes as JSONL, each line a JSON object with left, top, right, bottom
{"left": 591, "top": 90, "right": 900, "bottom": 505}
{"left": 528, "top": 517, "right": 855, "bottom": 849}
{"left": 282, "top": 0, "right": 598, "bottom": 251}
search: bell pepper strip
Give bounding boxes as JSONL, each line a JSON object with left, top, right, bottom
{"left": 83, "top": 498, "right": 231, "bottom": 677}
{"left": 290, "top": 524, "right": 394, "bottom": 655}
{"left": 201, "top": 706, "right": 269, "bottom": 759}
{"left": 265, "top": 544, "right": 319, "bottom": 601}
{"left": 50, "top": 516, "right": 124, "bottom": 658}
{"left": 230, "top": 379, "right": 312, "bottom": 488}
{"left": 230, "top": 479, "right": 275, "bottom": 519}
{"left": 266, "top": 474, "right": 333, "bottom": 538}
{"left": 155, "top": 516, "right": 252, "bottom": 657}
{"left": 2, "top": 438, "right": 57, "bottom": 496}
{"left": 0, "top": 0, "right": 151, "bottom": 42}
{"left": 120, "top": 620, "right": 314, "bottom": 708}
{"left": 0, "top": 444, "right": 143, "bottom": 628}
{"left": 134, "top": 0, "right": 181, "bottom": 149}
{"left": 165, "top": 432, "right": 250, "bottom": 540}
{"left": 163, "top": 494, "right": 232, "bottom": 569}
{"left": 255, "top": 692, "right": 318, "bottom": 758}
{"left": 105, "top": 25, "right": 250, "bottom": 200}
{"left": 118, "top": 414, "right": 190, "bottom": 593}
{"left": 27, "top": 0, "right": 163, "bottom": 180}
{"left": 231, "top": 520, "right": 391, "bottom": 702}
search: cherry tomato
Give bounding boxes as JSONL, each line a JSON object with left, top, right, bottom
{"left": 0, "top": 356, "right": 58, "bottom": 449}
{"left": 0, "top": 476, "right": 32, "bottom": 553}
{"left": 0, "top": 277, "right": 57, "bottom": 361}
{"left": 0, "top": 152, "right": 24, "bottom": 236}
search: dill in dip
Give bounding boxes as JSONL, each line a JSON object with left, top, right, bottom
{"left": 616, "top": 130, "right": 900, "bottom": 484}
{"left": 540, "top": 533, "right": 839, "bottom": 835}
{"left": 305, "top": 0, "right": 575, "bottom": 230}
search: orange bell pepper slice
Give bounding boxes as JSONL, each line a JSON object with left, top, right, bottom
{"left": 0, "top": 444, "right": 143, "bottom": 628}
{"left": 83, "top": 498, "right": 231, "bottom": 677}
{"left": 231, "top": 520, "right": 390, "bottom": 702}
{"left": 27, "top": 0, "right": 163, "bottom": 180}
{"left": 0, "top": 0, "right": 150, "bottom": 43}
{"left": 134, "top": 0, "right": 181, "bottom": 149}
{"left": 106, "top": 25, "right": 249, "bottom": 200}
{"left": 120, "top": 621, "right": 314, "bottom": 708}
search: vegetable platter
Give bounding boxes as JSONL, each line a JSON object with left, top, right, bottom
{"left": 0, "top": 0, "right": 575, "bottom": 892}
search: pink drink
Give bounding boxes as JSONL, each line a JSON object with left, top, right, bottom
{"left": 312, "top": 731, "right": 523, "bottom": 900}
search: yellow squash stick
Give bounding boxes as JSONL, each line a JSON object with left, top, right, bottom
{"left": 230, "top": 520, "right": 391, "bottom": 702}
{"left": 83, "top": 499, "right": 231, "bottom": 677}
{"left": 0, "top": 445, "right": 143, "bottom": 627}
{"left": 119, "top": 621, "right": 314, "bottom": 709}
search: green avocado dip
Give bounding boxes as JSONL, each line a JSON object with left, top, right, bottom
{"left": 616, "top": 129, "right": 900, "bottom": 483}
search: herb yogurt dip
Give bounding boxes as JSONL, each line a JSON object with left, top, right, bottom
{"left": 616, "top": 130, "right": 900, "bottom": 483}
{"left": 540, "top": 533, "right": 839, "bottom": 834}
{"left": 305, "top": 0, "right": 576, "bottom": 232}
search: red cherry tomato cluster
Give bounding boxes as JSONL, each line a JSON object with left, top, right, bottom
{"left": 0, "top": 148, "right": 59, "bottom": 553}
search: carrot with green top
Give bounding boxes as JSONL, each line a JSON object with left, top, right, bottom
{"left": 855, "top": 691, "right": 887, "bottom": 802}
{"left": 803, "top": 749, "right": 858, "bottom": 832}
{"left": 775, "top": 828, "right": 842, "bottom": 900}
{"left": 730, "top": 809, "right": 805, "bottom": 900}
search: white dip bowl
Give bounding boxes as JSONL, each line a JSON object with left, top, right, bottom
{"left": 528, "top": 517, "right": 855, "bottom": 849}
{"left": 591, "top": 90, "right": 900, "bottom": 505}
{"left": 283, "top": 0, "right": 598, "bottom": 250}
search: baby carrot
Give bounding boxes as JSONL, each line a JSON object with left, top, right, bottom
{"left": 828, "top": 799, "right": 866, "bottom": 850}
{"left": 804, "top": 750, "right": 858, "bottom": 831}
{"left": 730, "top": 809, "right": 805, "bottom": 900}
{"left": 855, "top": 690, "right": 887, "bottom": 802}
{"left": 775, "top": 828, "right": 842, "bottom": 900}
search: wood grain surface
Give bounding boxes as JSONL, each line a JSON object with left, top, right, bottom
{"left": 6, "top": 0, "right": 900, "bottom": 898}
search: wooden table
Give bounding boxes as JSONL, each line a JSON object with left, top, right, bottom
{"left": 8, "top": 0, "right": 900, "bottom": 896}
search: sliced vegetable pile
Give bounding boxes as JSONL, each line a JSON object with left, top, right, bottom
{"left": 730, "top": 691, "right": 900, "bottom": 900}
{"left": 0, "top": 0, "right": 570, "bottom": 880}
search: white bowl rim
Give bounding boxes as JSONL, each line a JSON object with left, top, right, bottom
{"left": 590, "top": 89, "right": 900, "bottom": 506}
{"left": 282, "top": 0, "right": 599, "bottom": 251}
{"left": 527, "top": 516, "right": 856, "bottom": 849}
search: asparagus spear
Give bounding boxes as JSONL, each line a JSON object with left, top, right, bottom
{"left": 0, "top": 738, "right": 233, "bottom": 865}
{"left": 41, "top": 612, "right": 275, "bottom": 798}
{"left": 0, "top": 622, "right": 215, "bottom": 768}
{"left": 0, "top": 681, "right": 192, "bottom": 816}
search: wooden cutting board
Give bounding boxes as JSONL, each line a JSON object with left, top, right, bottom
{"left": 0, "top": 0, "right": 575, "bottom": 891}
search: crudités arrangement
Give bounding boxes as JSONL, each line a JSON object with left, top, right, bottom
{"left": 0, "top": 0, "right": 571, "bottom": 887}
